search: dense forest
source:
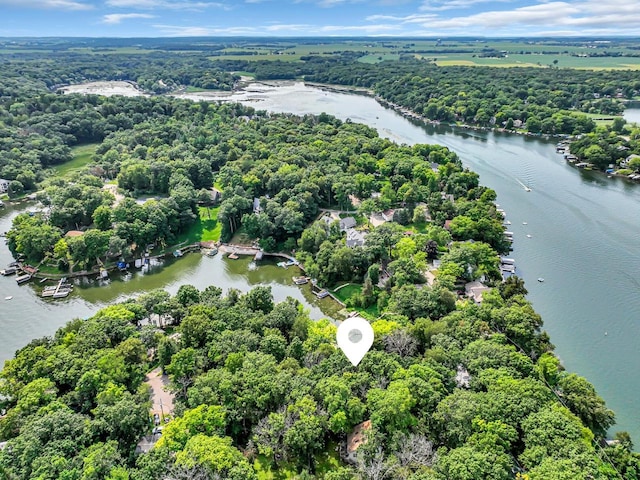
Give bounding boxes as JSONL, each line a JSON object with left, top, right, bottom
{"left": 1, "top": 39, "right": 640, "bottom": 478}
{"left": 1, "top": 280, "right": 637, "bottom": 479}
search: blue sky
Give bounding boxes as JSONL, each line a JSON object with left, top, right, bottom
{"left": 1, "top": 0, "right": 640, "bottom": 37}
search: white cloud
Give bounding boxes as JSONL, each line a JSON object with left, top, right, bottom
{"left": 153, "top": 24, "right": 260, "bottom": 35}
{"left": 0, "top": 0, "right": 92, "bottom": 10}
{"left": 153, "top": 21, "right": 402, "bottom": 36}
{"left": 105, "top": 0, "right": 226, "bottom": 10}
{"left": 420, "top": 0, "right": 511, "bottom": 11}
{"left": 103, "top": 13, "right": 155, "bottom": 24}
{"left": 367, "top": 0, "right": 640, "bottom": 36}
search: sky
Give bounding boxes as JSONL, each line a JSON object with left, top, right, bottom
{"left": 1, "top": 0, "right": 640, "bottom": 38}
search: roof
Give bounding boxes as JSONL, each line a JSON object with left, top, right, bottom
{"left": 347, "top": 420, "right": 372, "bottom": 454}
{"left": 65, "top": 230, "right": 84, "bottom": 237}
{"left": 346, "top": 228, "right": 367, "bottom": 247}
{"left": 465, "top": 281, "right": 490, "bottom": 303}
{"left": 340, "top": 217, "right": 357, "bottom": 231}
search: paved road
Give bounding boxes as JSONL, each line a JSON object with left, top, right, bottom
{"left": 145, "top": 367, "right": 174, "bottom": 420}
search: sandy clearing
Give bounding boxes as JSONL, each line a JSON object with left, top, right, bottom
{"left": 59, "top": 81, "right": 147, "bottom": 97}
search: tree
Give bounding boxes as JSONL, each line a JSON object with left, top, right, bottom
{"left": 158, "top": 405, "right": 227, "bottom": 452}
{"left": 176, "top": 284, "right": 201, "bottom": 307}
{"left": 174, "top": 434, "right": 257, "bottom": 480}
{"left": 556, "top": 373, "right": 615, "bottom": 436}
{"left": 498, "top": 275, "right": 528, "bottom": 299}
{"left": 93, "top": 205, "right": 113, "bottom": 231}
{"left": 367, "top": 380, "right": 416, "bottom": 434}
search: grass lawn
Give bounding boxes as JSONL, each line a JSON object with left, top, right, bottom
{"left": 52, "top": 143, "right": 99, "bottom": 178}
{"left": 333, "top": 283, "right": 380, "bottom": 319}
{"left": 254, "top": 442, "right": 342, "bottom": 479}
{"left": 581, "top": 112, "right": 623, "bottom": 126}
{"left": 174, "top": 206, "right": 221, "bottom": 246}
{"left": 229, "top": 226, "right": 254, "bottom": 246}
{"left": 333, "top": 283, "right": 361, "bottom": 302}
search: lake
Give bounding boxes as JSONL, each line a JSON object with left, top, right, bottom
{"left": 7, "top": 81, "right": 640, "bottom": 442}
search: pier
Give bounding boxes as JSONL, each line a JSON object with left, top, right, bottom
{"left": 41, "top": 278, "right": 73, "bottom": 299}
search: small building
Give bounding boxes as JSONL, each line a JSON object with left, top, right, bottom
{"left": 344, "top": 420, "right": 372, "bottom": 464}
{"left": 465, "top": 281, "right": 491, "bottom": 304}
{"left": 210, "top": 188, "right": 222, "bottom": 203}
{"left": 64, "top": 230, "right": 84, "bottom": 238}
{"left": 455, "top": 365, "right": 471, "bottom": 388}
{"left": 346, "top": 228, "right": 367, "bottom": 248}
{"left": 253, "top": 197, "right": 262, "bottom": 214}
{"left": 339, "top": 216, "right": 357, "bottom": 232}
{"left": 135, "top": 434, "right": 161, "bottom": 454}
{"left": 415, "top": 202, "right": 432, "bottom": 221}
{"left": 381, "top": 209, "right": 395, "bottom": 222}
{"left": 622, "top": 154, "right": 640, "bottom": 169}
{"left": 0, "top": 179, "right": 9, "bottom": 194}
{"left": 441, "top": 192, "right": 455, "bottom": 203}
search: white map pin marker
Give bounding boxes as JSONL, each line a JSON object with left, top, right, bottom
{"left": 337, "top": 316, "right": 374, "bottom": 366}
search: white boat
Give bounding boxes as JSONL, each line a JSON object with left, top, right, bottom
{"left": 526, "top": 234, "right": 532, "bottom": 238}
{"left": 5, "top": 296, "right": 12, "bottom": 300}
{"left": 537, "top": 278, "right": 544, "bottom": 282}
{"left": 522, "top": 222, "right": 528, "bottom": 225}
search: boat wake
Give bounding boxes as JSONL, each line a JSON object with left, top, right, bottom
{"left": 516, "top": 178, "right": 532, "bottom": 192}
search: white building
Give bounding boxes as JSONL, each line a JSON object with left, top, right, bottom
{"left": 0, "top": 179, "right": 10, "bottom": 194}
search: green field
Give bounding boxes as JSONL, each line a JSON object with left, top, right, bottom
{"left": 431, "top": 53, "right": 640, "bottom": 69}
{"left": 52, "top": 143, "right": 99, "bottom": 177}
{"left": 358, "top": 53, "right": 403, "bottom": 64}
{"left": 175, "top": 206, "right": 222, "bottom": 246}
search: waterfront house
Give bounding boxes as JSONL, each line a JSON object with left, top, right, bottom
{"left": 0, "top": 179, "right": 9, "bottom": 194}
{"left": 622, "top": 154, "right": 640, "bottom": 169}
{"left": 465, "top": 280, "right": 491, "bottom": 304}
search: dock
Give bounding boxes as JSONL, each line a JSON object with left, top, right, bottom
{"left": 15, "top": 274, "right": 32, "bottom": 285}
{"left": 42, "top": 278, "right": 73, "bottom": 298}
{"left": 1, "top": 267, "right": 17, "bottom": 276}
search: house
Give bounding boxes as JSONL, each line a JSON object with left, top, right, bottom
{"left": 622, "top": 154, "right": 640, "bottom": 169}
{"left": 64, "top": 230, "right": 84, "bottom": 238}
{"left": 344, "top": 420, "right": 372, "bottom": 464}
{"left": 455, "top": 365, "right": 471, "bottom": 388}
{"left": 339, "top": 216, "right": 357, "bottom": 232}
{"left": 381, "top": 209, "right": 395, "bottom": 222}
{"left": 346, "top": 228, "right": 367, "bottom": 248}
{"left": 513, "top": 119, "right": 523, "bottom": 128}
{"left": 415, "top": 202, "right": 432, "bottom": 221}
{"left": 210, "top": 188, "right": 221, "bottom": 203}
{"left": 465, "top": 281, "right": 491, "bottom": 304}
{"left": 0, "top": 179, "right": 9, "bottom": 194}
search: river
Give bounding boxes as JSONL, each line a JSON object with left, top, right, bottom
{"left": 3, "top": 82, "right": 640, "bottom": 442}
